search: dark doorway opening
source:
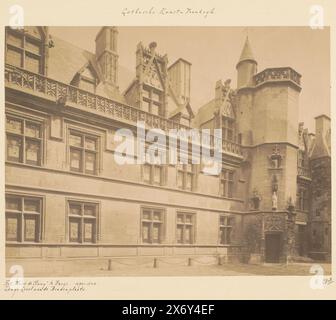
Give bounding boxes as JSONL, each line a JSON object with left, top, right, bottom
{"left": 265, "top": 233, "right": 282, "bottom": 263}
{"left": 298, "top": 225, "right": 306, "bottom": 256}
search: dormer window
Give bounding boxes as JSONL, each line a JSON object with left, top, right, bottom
{"left": 298, "top": 150, "right": 305, "bottom": 168}
{"left": 71, "top": 66, "right": 98, "bottom": 93}
{"left": 5, "top": 27, "right": 44, "bottom": 74}
{"left": 142, "top": 85, "right": 163, "bottom": 116}
{"left": 222, "top": 116, "right": 235, "bottom": 142}
{"left": 80, "top": 67, "right": 97, "bottom": 92}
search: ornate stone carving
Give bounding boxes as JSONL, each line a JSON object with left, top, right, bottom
{"left": 250, "top": 188, "right": 261, "bottom": 210}
{"left": 269, "top": 144, "right": 283, "bottom": 169}
{"left": 264, "top": 214, "right": 285, "bottom": 232}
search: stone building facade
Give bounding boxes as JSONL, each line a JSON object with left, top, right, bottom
{"left": 4, "top": 27, "right": 331, "bottom": 270}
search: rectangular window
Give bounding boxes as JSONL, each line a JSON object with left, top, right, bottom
{"left": 143, "top": 163, "right": 164, "bottom": 185}
{"left": 142, "top": 86, "right": 163, "bottom": 116}
{"left": 5, "top": 195, "right": 42, "bottom": 242}
{"left": 219, "top": 215, "right": 234, "bottom": 245}
{"left": 6, "top": 116, "right": 42, "bottom": 166}
{"left": 298, "top": 150, "right": 305, "bottom": 168}
{"left": 177, "top": 162, "right": 196, "bottom": 191}
{"left": 220, "top": 169, "right": 235, "bottom": 198}
{"left": 6, "top": 28, "right": 43, "bottom": 74}
{"left": 69, "top": 131, "right": 98, "bottom": 175}
{"left": 222, "top": 117, "right": 235, "bottom": 142}
{"left": 142, "top": 99, "right": 150, "bottom": 113}
{"left": 176, "top": 212, "right": 195, "bottom": 244}
{"left": 141, "top": 208, "right": 165, "bottom": 244}
{"left": 68, "top": 201, "right": 98, "bottom": 243}
{"left": 296, "top": 186, "right": 308, "bottom": 211}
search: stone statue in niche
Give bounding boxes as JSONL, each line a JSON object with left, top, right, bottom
{"left": 272, "top": 192, "right": 278, "bottom": 211}
{"left": 251, "top": 188, "right": 261, "bottom": 210}
{"left": 269, "top": 144, "right": 282, "bottom": 169}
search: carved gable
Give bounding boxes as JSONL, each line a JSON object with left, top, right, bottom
{"left": 221, "top": 100, "right": 235, "bottom": 118}
{"left": 144, "top": 59, "right": 164, "bottom": 90}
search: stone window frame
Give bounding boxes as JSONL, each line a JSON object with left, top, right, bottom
{"left": 219, "top": 215, "right": 235, "bottom": 245}
{"left": 6, "top": 113, "right": 45, "bottom": 167}
{"left": 66, "top": 124, "right": 103, "bottom": 176}
{"left": 141, "top": 142, "right": 167, "bottom": 186}
{"left": 176, "top": 152, "right": 198, "bottom": 191}
{"left": 142, "top": 163, "right": 165, "bottom": 186}
{"left": 66, "top": 199, "right": 100, "bottom": 244}
{"left": 222, "top": 116, "right": 235, "bottom": 142}
{"left": 142, "top": 84, "right": 163, "bottom": 116}
{"left": 296, "top": 185, "right": 309, "bottom": 212}
{"left": 219, "top": 168, "right": 235, "bottom": 198}
{"left": 298, "top": 149, "right": 306, "bottom": 168}
{"left": 5, "top": 193, "right": 44, "bottom": 243}
{"left": 5, "top": 27, "right": 44, "bottom": 74}
{"left": 176, "top": 211, "right": 196, "bottom": 244}
{"left": 140, "top": 207, "right": 166, "bottom": 244}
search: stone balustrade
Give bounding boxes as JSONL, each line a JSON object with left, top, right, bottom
{"left": 5, "top": 64, "right": 242, "bottom": 157}
{"left": 254, "top": 67, "right": 301, "bottom": 87}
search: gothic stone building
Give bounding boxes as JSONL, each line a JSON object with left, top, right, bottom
{"left": 4, "top": 27, "right": 331, "bottom": 271}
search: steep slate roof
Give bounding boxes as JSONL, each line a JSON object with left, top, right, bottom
{"left": 309, "top": 131, "right": 331, "bottom": 159}
{"left": 47, "top": 34, "right": 133, "bottom": 103}
{"left": 169, "top": 101, "right": 194, "bottom": 119}
{"left": 309, "top": 115, "right": 331, "bottom": 159}
{"left": 192, "top": 99, "right": 217, "bottom": 127}
{"left": 48, "top": 35, "right": 92, "bottom": 84}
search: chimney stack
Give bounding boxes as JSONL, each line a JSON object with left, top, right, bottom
{"left": 168, "top": 58, "right": 191, "bottom": 105}
{"left": 315, "top": 114, "right": 331, "bottom": 140}
{"left": 95, "top": 27, "right": 118, "bottom": 87}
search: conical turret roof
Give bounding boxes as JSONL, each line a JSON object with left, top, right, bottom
{"left": 237, "top": 37, "right": 257, "bottom": 65}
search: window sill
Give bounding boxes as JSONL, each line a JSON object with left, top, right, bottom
{"left": 6, "top": 160, "right": 43, "bottom": 169}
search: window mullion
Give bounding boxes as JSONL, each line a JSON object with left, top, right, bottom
{"left": 151, "top": 165, "right": 154, "bottom": 184}
{"left": 81, "top": 203, "right": 84, "bottom": 243}
{"left": 150, "top": 221, "right": 153, "bottom": 244}
{"left": 82, "top": 148, "right": 85, "bottom": 173}
{"left": 22, "top": 34, "right": 25, "bottom": 69}
{"left": 21, "top": 197, "right": 24, "bottom": 242}
{"left": 22, "top": 121, "right": 26, "bottom": 164}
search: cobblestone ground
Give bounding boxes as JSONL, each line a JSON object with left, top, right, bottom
{"left": 10, "top": 261, "right": 332, "bottom": 277}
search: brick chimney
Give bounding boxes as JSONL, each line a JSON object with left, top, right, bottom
{"left": 95, "top": 27, "right": 118, "bottom": 87}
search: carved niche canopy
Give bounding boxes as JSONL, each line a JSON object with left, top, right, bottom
{"left": 264, "top": 214, "right": 285, "bottom": 232}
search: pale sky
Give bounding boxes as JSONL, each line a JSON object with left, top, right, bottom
{"left": 50, "top": 27, "right": 330, "bottom": 132}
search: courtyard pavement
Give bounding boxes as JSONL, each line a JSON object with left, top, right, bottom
{"left": 7, "top": 261, "right": 331, "bottom": 277}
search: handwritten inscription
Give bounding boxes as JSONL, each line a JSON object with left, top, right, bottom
{"left": 4, "top": 280, "right": 96, "bottom": 295}
{"left": 121, "top": 7, "right": 215, "bottom": 18}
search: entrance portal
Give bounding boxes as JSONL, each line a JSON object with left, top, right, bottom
{"left": 265, "top": 233, "right": 282, "bottom": 263}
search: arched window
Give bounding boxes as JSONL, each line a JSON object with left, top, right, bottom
{"left": 5, "top": 27, "right": 44, "bottom": 74}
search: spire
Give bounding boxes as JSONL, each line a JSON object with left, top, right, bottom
{"left": 237, "top": 36, "right": 257, "bottom": 67}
